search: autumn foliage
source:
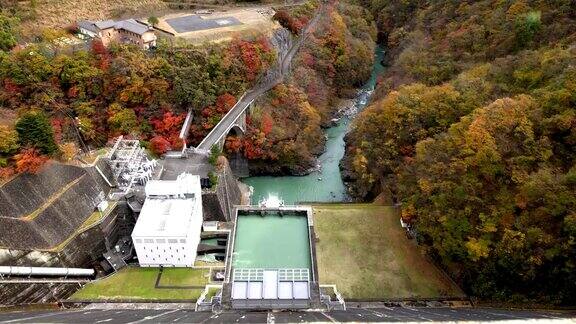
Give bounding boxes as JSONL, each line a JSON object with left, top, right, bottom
{"left": 223, "top": 1, "right": 375, "bottom": 174}
{"left": 273, "top": 1, "right": 317, "bottom": 35}
{"left": 343, "top": 0, "right": 576, "bottom": 304}
{"left": 150, "top": 111, "right": 186, "bottom": 149}
{"left": 0, "top": 25, "right": 274, "bottom": 174}
{"left": 273, "top": 10, "right": 302, "bottom": 35}
{"left": 188, "top": 93, "right": 239, "bottom": 145}
{"left": 150, "top": 136, "right": 171, "bottom": 155}
{"left": 15, "top": 148, "right": 48, "bottom": 174}
{"left": 227, "top": 38, "right": 273, "bottom": 82}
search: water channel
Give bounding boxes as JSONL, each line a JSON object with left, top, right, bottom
{"left": 242, "top": 45, "right": 386, "bottom": 205}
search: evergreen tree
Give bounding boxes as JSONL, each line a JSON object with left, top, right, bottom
{"left": 15, "top": 111, "right": 58, "bottom": 155}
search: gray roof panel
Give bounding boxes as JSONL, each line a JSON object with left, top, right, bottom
{"left": 95, "top": 20, "right": 116, "bottom": 29}
{"left": 77, "top": 20, "right": 99, "bottom": 33}
{"left": 115, "top": 19, "right": 151, "bottom": 35}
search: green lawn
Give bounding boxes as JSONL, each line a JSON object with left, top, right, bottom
{"left": 69, "top": 267, "right": 210, "bottom": 301}
{"left": 313, "top": 204, "right": 464, "bottom": 300}
{"left": 158, "top": 268, "right": 209, "bottom": 287}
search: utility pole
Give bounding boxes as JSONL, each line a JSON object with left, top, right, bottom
{"left": 73, "top": 117, "right": 90, "bottom": 155}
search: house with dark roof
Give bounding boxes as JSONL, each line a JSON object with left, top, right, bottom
{"left": 78, "top": 19, "right": 157, "bottom": 49}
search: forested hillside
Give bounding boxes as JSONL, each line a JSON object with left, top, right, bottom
{"left": 342, "top": 0, "right": 576, "bottom": 304}
{"left": 224, "top": 1, "right": 377, "bottom": 175}
{"left": 0, "top": 16, "right": 274, "bottom": 177}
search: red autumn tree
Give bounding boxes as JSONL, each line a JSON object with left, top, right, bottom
{"left": 261, "top": 113, "right": 274, "bottom": 135}
{"left": 3, "top": 78, "right": 20, "bottom": 94}
{"left": 168, "top": 136, "right": 184, "bottom": 150}
{"left": 225, "top": 136, "right": 243, "bottom": 153}
{"left": 91, "top": 39, "right": 107, "bottom": 56}
{"left": 51, "top": 118, "right": 64, "bottom": 143}
{"left": 15, "top": 148, "right": 48, "bottom": 174}
{"left": 273, "top": 10, "right": 300, "bottom": 35}
{"left": 201, "top": 107, "right": 215, "bottom": 118}
{"left": 215, "top": 93, "right": 237, "bottom": 113}
{"left": 91, "top": 39, "right": 110, "bottom": 70}
{"left": 150, "top": 111, "right": 186, "bottom": 148}
{"left": 150, "top": 136, "right": 171, "bottom": 155}
{"left": 238, "top": 41, "right": 262, "bottom": 81}
{"left": 151, "top": 111, "right": 186, "bottom": 137}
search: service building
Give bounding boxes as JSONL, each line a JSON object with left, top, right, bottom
{"left": 131, "top": 173, "right": 203, "bottom": 267}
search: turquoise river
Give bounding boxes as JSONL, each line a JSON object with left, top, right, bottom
{"left": 242, "top": 45, "right": 386, "bottom": 204}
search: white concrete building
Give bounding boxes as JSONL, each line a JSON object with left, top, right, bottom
{"left": 131, "top": 173, "right": 203, "bottom": 267}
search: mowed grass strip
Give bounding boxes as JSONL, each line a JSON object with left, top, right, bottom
{"left": 313, "top": 204, "right": 464, "bottom": 300}
{"left": 69, "top": 267, "right": 209, "bottom": 301}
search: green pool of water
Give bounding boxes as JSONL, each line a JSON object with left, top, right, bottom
{"left": 232, "top": 213, "right": 311, "bottom": 271}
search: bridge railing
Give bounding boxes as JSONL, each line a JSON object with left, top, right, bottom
{"left": 179, "top": 109, "right": 194, "bottom": 140}
{"left": 195, "top": 92, "right": 250, "bottom": 150}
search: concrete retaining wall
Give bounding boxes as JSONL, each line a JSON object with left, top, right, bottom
{"left": 0, "top": 203, "right": 128, "bottom": 268}
{"left": 0, "top": 163, "right": 109, "bottom": 250}
{"left": 0, "top": 163, "right": 84, "bottom": 218}
{"left": 202, "top": 159, "right": 241, "bottom": 222}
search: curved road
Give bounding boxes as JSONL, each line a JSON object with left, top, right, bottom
{"left": 194, "top": 4, "right": 325, "bottom": 152}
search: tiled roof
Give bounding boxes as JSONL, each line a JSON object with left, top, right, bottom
{"left": 95, "top": 20, "right": 116, "bottom": 29}
{"left": 77, "top": 20, "right": 99, "bottom": 33}
{"left": 115, "top": 19, "right": 152, "bottom": 35}
{"left": 78, "top": 19, "right": 153, "bottom": 36}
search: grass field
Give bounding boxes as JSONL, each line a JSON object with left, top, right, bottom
{"left": 158, "top": 268, "right": 209, "bottom": 287}
{"left": 69, "top": 267, "right": 210, "bottom": 301}
{"left": 313, "top": 204, "right": 464, "bottom": 300}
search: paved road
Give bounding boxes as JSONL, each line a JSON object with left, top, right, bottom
{"left": 194, "top": 5, "right": 325, "bottom": 151}
{"left": 0, "top": 307, "right": 572, "bottom": 323}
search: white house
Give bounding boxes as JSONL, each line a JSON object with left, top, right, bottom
{"left": 131, "top": 173, "right": 203, "bottom": 267}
